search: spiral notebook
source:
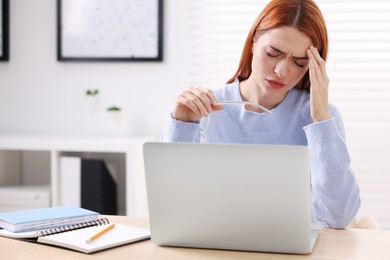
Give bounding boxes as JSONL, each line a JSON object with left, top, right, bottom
{"left": 0, "top": 218, "right": 151, "bottom": 253}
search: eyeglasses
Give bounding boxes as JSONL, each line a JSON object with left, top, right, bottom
{"left": 199, "top": 100, "right": 272, "bottom": 144}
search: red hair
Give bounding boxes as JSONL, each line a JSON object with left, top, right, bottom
{"left": 227, "top": 0, "right": 328, "bottom": 91}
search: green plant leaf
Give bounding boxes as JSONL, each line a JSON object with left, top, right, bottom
{"left": 107, "top": 106, "right": 121, "bottom": 111}
{"left": 85, "top": 89, "right": 99, "bottom": 96}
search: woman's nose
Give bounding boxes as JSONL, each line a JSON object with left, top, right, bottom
{"left": 274, "top": 60, "right": 288, "bottom": 78}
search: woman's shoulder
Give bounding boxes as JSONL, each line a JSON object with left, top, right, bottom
{"left": 213, "top": 80, "right": 241, "bottom": 101}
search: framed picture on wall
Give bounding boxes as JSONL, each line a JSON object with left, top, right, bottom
{"left": 57, "top": 0, "right": 163, "bottom": 61}
{"left": 0, "top": 0, "right": 9, "bottom": 61}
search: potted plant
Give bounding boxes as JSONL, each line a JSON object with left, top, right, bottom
{"left": 106, "top": 106, "right": 123, "bottom": 132}
{"left": 85, "top": 89, "right": 99, "bottom": 96}
{"left": 107, "top": 106, "right": 121, "bottom": 112}
{"left": 85, "top": 89, "right": 100, "bottom": 114}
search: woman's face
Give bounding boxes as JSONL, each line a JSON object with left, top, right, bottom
{"left": 250, "top": 26, "right": 313, "bottom": 99}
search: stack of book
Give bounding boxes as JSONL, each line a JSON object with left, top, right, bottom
{"left": 0, "top": 205, "right": 99, "bottom": 233}
{"left": 0, "top": 206, "right": 150, "bottom": 253}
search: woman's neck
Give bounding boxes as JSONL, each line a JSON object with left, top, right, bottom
{"left": 239, "top": 79, "right": 288, "bottom": 111}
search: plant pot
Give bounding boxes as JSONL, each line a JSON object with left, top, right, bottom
{"left": 107, "top": 110, "right": 124, "bottom": 132}
{"left": 86, "top": 96, "right": 100, "bottom": 114}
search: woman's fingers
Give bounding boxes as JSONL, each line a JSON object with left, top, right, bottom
{"left": 173, "top": 86, "right": 220, "bottom": 122}
{"left": 190, "top": 87, "right": 215, "bottom": 114}
{"left": 307, "top": 50, "right": 319, "bottom": 86}
{"left": 308, "top": 46, "right": 328, "bottom": 84}
{"left": 178, "top": 90, "right": 203, "bottom": 116}
{"left": 307, "top": 46, "right": 331, "bottom": 122}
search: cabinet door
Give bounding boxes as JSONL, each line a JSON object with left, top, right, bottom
{"left": 0, "top": 151, "right": 22, "bottom": 185}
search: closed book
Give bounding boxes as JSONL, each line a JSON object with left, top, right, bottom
{"left": 0, "top": 206, "right": 99, "bottom": 233}
{"left": 59, "top": 156, "right": 81, "bottom": 207}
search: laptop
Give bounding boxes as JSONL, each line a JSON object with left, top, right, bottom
{"left": 143, "top": 142, "right": 319, "bottom": 254}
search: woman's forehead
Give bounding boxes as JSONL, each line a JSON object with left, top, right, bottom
{"left": 256, "top": 26, "right": 313, "bottom": 56}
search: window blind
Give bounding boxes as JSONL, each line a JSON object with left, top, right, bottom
{"left": 188, "top": 0, "right": 390, "bottom": 228}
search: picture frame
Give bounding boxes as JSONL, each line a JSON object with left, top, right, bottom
{"left": 0, "top": 0, "right": 9, "bottom": 61}
{"left": 57, "top": 0, "right": 163, "bottom": 62}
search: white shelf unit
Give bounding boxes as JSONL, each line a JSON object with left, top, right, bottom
{"left": 0, "top": 134, "right": 152, "bottom": 217}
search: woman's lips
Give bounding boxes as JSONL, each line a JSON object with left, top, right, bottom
{"left": 266, "top": 79, "right": 286, "bottom": 89}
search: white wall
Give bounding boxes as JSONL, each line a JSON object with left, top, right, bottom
{"left": 0, "top": 0, "right": 189, "bottom": 138}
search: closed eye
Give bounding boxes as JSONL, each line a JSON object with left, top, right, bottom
{"left": 294, "top": 59, "right": 308, "bottom": 68}
{"left": 266, "top": 51, "right": 280, "bottom": 58}
{"left": 265, "top": 46, "right": 284, "bottom": 58}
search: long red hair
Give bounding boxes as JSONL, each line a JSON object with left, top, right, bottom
{"left": 227, "top": 0, "right": 328, "bottom": 91}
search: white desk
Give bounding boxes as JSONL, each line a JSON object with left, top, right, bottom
{"left": 1, "top": 216, "right": 390, "bottom": 259}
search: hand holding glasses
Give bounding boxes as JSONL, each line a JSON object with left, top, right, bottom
{"left": 199, "top": 100, "right": 272, "bottom": 144}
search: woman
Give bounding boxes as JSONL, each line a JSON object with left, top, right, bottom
{"left": 161, "top": 0, "right": 360, "bottom": 229}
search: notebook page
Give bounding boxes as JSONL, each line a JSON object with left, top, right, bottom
{"left": 0, "top": 228, "right": 40, "bottom": 238}
{"left": 38, "top": 224, "right": 150, "bottom": 253}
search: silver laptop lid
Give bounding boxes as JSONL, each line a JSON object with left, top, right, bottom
{"left": 144, "top": 142, "right": 314, "bottom": 254}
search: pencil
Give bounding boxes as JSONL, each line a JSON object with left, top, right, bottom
{"left": 85, "top": 223, "right": 115, "bottom": 244}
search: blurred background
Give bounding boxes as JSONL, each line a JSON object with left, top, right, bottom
{"left": 0, "top": 0, "right": 389, "bottom": 228}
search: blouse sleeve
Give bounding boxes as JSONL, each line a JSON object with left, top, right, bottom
{"left": 160, "top": 114, "right": 200, "bottom": 143}
{"left": 303, "top": 107, "right": 361, "bottom": 229}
